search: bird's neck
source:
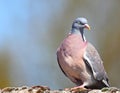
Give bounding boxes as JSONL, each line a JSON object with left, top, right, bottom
{"left": 70, "top": 28, "right": 86, "bottom": 42}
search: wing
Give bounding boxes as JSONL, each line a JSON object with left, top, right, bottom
{"left": 83, "top": 43, "right": 109, "bottom": 86}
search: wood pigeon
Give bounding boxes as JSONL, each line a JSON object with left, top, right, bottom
{"left": 56, "top": 17, "right": 109, "bottom": 89}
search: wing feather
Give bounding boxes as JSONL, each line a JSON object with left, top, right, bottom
{"left": 83, "top": 43, "right": 109, "bottom": 86}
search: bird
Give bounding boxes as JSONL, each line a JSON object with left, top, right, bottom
{"left": 56, "top": 17, "right": 109, "bottom": 89}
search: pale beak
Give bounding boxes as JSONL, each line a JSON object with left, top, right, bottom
{"left": 85, "top": 24, "right": 91, "bottom": 30}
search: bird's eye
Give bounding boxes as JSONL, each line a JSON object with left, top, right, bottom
{"left": 77, "top": 21, "right": 84, "bottom": 25}
{"left": 77, "top": 21, "right": 80, "bottom": 24}
{"left": 80, "top": 22, "right": 84, "bottom": 25}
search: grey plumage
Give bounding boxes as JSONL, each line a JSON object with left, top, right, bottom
{"left": 83, "top": 43, "right": 109, "bottom": 88}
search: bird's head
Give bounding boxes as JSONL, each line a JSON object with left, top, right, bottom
{"left": 72, "top": 17, "right": 91, "bottom": 31}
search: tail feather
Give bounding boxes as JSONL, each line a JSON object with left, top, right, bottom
{"left": 102, "top": 79, "right": 110, "bottom": 87}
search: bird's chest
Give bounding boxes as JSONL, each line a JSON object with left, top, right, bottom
{"left": 62, "top": 36, "right": 86, "bottom": 58}
{"left": 60, "top": 43, "right": 84, "bottom": 68}
{"left": 59, "top": 37, "right": 87, "bottom": 73}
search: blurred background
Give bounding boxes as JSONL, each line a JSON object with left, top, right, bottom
{"left": 0, "top": 0, "right": 120, "bottom": 89}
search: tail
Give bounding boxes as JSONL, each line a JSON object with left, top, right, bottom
{"left": 102, "top": 79, "right": 110, "bottom": 87}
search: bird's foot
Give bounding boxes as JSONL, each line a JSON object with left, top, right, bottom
{"left": 70, "top": 86, "right": 88, "bottom": 93}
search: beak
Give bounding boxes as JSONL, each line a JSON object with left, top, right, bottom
{"left": 85, "top": 24, "right": 91, "bottom": 30}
